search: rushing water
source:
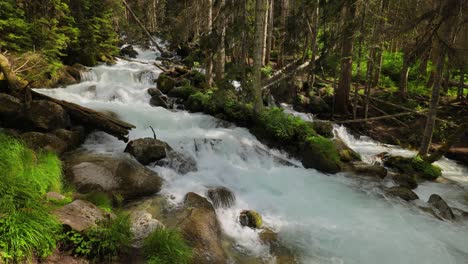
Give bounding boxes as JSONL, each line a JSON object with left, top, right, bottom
{"left": 36, "top": 47, "right": 468, "bottom": 264}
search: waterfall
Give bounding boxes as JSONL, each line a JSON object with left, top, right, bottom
{"left": 36, "top": 47, "right": 468, "bottom": 264}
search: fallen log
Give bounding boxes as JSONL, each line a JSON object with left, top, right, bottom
{"left": 0, "top": 54, "right": 24, "bottom": 90}
{"left": 334, "top": 112, "right": 417, "bottom": 124}
{"left": 32, "top": 90, "right": 135, "bottom": 142}
{"left": 262, "top": 60, "right": 311, "bottom": 91}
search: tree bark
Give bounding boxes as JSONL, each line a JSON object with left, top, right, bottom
{"left": 205, "top": 0, "right": 214, "bottom": 87}
{"left": 308, "top": 0, "right": 320, "bottom": 89}
{"left": 0, "top": 54, "right": 23, "bottom": 91}
{"left": 419, "top": 45, "right": 446, "bottom": 156}
{"left": 252, "top": 0, "right": 267, "bottom": 113}
{"left": 458, "top": 67, "right": 465, "bottom": 100}
{"left": 335, "top": 0, "right": 357, "bottom": 115}
{"left": 399, "top": 51, "right": 411, "bottom": 99}
{"left": 278, "top": 0, "right": 289, "bottom": 67}
{"left": 265, "top": 0, "right": 274, "bottom": 65}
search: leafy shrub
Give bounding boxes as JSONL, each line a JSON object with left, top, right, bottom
{"left": 0, "top": 134, "right": 62, "bottom": 262}
{"left": 258, "top": 107, "right": 316, "bottom": 143}
{"left": 61, "top": 214, "right": 132, "bottom": 262}
{"left": 142, "top": 228, "right": 192, "bottom": 264}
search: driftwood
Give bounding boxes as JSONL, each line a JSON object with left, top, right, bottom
{"left": 122, "top": 0, "right": 165, "bottom": 54}
{"left": 32, "top": 90, "right": 135, "bottom": 142}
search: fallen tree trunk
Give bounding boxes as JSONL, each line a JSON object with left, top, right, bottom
{"left": 425, "top": 122, "right": 468, "bottom": 163}
{"left": 32, "top": 90, "right": 135, "bottom": 142}
{"left": 262, "top": 60, "right": 310, "bottom": 91}
{"left": 334, "top": 112, "right": 417, "bottom": 124}
{"left": 0, "top": 54, "right": 23, "bottom": 90}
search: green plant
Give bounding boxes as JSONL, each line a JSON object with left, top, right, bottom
{"left": 0, "top": 134, "right": 63, "bottom": 262}
{"left": 142, "top": 228, "right": 192, "bottom": 264}
{"left": 85, "top": 192, "right": 113, "bottom": 212}
{"left": 60, "top": 214, "right": 132, "bottom": 262}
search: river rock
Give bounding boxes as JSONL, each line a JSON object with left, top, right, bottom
{"left": 124, "top": 138, "right": 167, "bottom": 165}
{"left": 0, "top": 94, "right": 23, "bottom": 125}
{"left": 390, "top": 174, "right": 418, "bottom": 189}
{"left": 177, "top": 192, "right": 227, "bottom": 264}
{"left": 28, "top": 100, "right": 70, "bottom": 131}
{"left": 120, "top": 45, "right": 138, "bottom": 58}
{"left": 156, "top": 73, "right": 176, "bottom": 94}
{"left": 21, "top": 132, "right": 68, "bottom": 154}
{"left": 333, "top": 138, "right": 361, "bottom": 162}
{"left": 301, "top": 140, "right": 341, "bottom": 174}
{"left": 155, "top": 146, "right": 197, "bottom": 174}
{"left": 52, "top": 127, "right": 86, "bottom": 150}
{"left": 239, "top": 210, "right": 262, "bottom": 229}
{"left": 206, "top": 186, "right": 236, "bottom": 209}
{"left": 312, "top": 121, "right": 334, "bottom": 138}
{"left": 427, "top": 194, "right": 455, "bottom": 220}
{"left": 130, "top": 210, "right": 165, "bottom": 248}
{"left": 54, "top": 200, "right": 108, "bottom": 231}
{"left": 259, "top": 228, "right": 298, "bottom": 264}
{"left": 385, "top": 186, "right": 419, "bottom": 201}
{"left": 64, "top": 152, "right": 163, "bottom": 200}
{"left": 352, "top": 162, "right": 387, "bottom": 179}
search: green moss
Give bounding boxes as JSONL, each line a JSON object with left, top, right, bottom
{"left": 249, "top": 211, "right": 263, "bottom": 228}
{"left": 167, "top": 83, "right": 197, "bottom": 99}
{"left": 157, "top": 74, "right": 176, "bottom": 94}
{"left": 257, "top": 107, "right": 316, "bottom": 144}
{"left": 186, "top": 91, "right": 212, "bottom": 112}
{"left": 384, "top": 155, "right": 442, "bottom": 181}
{"left": 60, "top": 214, "right": 132, "bottom": 262}
{"left": 143, "top": 228, "right": 192, "bottom": 264}
{"left": 0, "top": 134, "right": 63, "bottom": 262}
{"left": 306, "top": 136, "right": 341, "bottom": 166}
{"left": 84, "top": 192, "right": 113, "bottom": 212}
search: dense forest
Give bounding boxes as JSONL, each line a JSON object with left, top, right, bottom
{"left": 1, "top": 0, "right": 468, "bottom": 263}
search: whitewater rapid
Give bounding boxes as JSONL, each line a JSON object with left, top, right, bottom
{"left": 37, "top": 47, "right": 468, "bottom": 264}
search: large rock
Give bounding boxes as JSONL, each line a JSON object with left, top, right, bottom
{"left": 52, "top": 127, "right": 86, "bottom": 150}
{"left": 65, "top": 152, "right": 163, "bottom": 200}
{"left": 385, "top": 186, "right": 419, "bottom": 201}
{"left": 21, "top": 132, "right": 68, "bottom": 154}
{"left": 427, "top": 194, "right": 455, "bottom": 220}
{"left": 54, "top": 200, "right": 108, "bottom": 231}
{"left": 301, "top": 140, "right": 341, "bottom": 174}
{"left": 124, "top": 138, "right": 167, "bottom": 165}
{"left": 0, "top": 94, "right": 25, "bottom": 127}
{"left": 28, "top": 100, "right": 70, "bottom": 131}
{"left": 333, "top": 138, "right": 361, "bottom": 162}
{"left": 389, "top": 173, "right": 418, "bottom": 189}
{"left": 148, "top": 88, "right": 170, "bottom": 109}
{"left": 206, "top": 186, "right": 236, "bottom": 209}
{"left": 155, "top": 146, "right": 197, "bottom": 174}
{"left": 156, "top": 73, "right": 176, "bottom": 94}
{"left": 120, "top": 45, "right": 138, "bottom": 58}
{"left": 259, "top": 229, "right": 298, "bottom": 264}
{"left": 177, "top": 192, "right": 227, "bottom": 264}
{"left": 130, "top": 210, "right": 165, "bottom": 248}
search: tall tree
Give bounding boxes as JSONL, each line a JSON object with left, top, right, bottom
{"left": 252, "top": 0, "right": 268, "bottom": 113}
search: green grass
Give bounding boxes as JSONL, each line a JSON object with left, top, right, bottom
{"left": 84, "top": 192, "right": 113, "bottom": 212}
{"left": 143, "top": 228, "right": 192, "bottom": 264}
{"left": 0, "top": 133, "right": 63, "bottom": 262}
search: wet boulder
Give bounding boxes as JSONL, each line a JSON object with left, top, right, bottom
{"left": 124, "top": 138, "right": 167, "bottom": 165}
{"left": 148, "top": 88, "right": 170, "bottom": 109}
{"left": 385, "top": 186, "right": 419, "bottom": 201}
{"left": 301, "top": 138, "right": 342, "bottom": 174}
{"left": 333, "top": 138, "right": 361, "bottom": 163}
{"left": 64, "top": 151, "right": 163, "bottom": 201}
{"left": 383, "top": 155, "right": 442, "bottom": 181}
{"left": 239, "top": 210, "right": 262, "bottom": 229}
{"left": 120, "top": 45, "right": 138, "bottom": 58}
{"left": 54, "top": 200, "right": 109, "bottom": 231}
{"left": 21, "top": 132, "right": 68, "bottom": 154}
{"left": 176, "top": 192, "right": 227, "bottom": 264}
{"left": 206, "top": 186, "right": 236, "bottom": 209}
{"left": 155, "top": 145, "right": 197, "bottom": 174}
{"left": 52, "top": 127, "right": 86, "bottom": 150}
{"left": 259, "top": 228, "right": 298, "bottom": 264}
{"left": 389, "top": 174, "right": 418, "bottom": 189}
{"left": 28, "top": 100, "right": 70, "bottom": 131}
{"left": 0, "top": 94, "right": 23, "bottom": 125}
{"left": 312, "top": 121, "right": 334, "bottom": 138}
{"left": 427, "top": 194, "right": 455, "bottom": 220}
{"left": 156, "top": 73, "right": 176, "bottom": 94}
{"left": 352, "top": 162, "right": 387, "bottom": 179}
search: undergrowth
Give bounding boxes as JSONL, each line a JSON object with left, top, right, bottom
{"left": 0, "top": 133, "right": 62, "bottom": 262}
{"left": 143, "top": 228, "right": 192, "bottom": 264}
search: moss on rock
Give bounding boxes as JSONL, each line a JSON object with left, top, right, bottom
{"left": 384, "top": 155, "right": 442, "bottom": 181}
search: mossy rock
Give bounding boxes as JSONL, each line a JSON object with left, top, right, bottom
{"left": 239, "top": 210, "right": 262, "bottom": 229}
{"left": 167, "top": 84, "right": 197, "bottom": 99}
{"left": 157, "top": 73, "right": 176, "bottom": 94}
{"left": 384, "top": 156, "right": 442, "bottom": 181}
{"left": 301, "top": 136, "right": 342, "bottom": 174}
{"left": 312, "top": 121, "right": 334, "bottom": 138}
{"left": 186, "top": 92, "right": 211, "bottom": 113}
{"left": 333, "top": 138, "right": 361, "bottom": 162}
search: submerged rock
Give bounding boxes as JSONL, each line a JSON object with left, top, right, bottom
{"left": 259, "top": 228, "right": 298, "bottom": 264}
{"left": 427, "top": 194, "right": 455, "bottom": 220}
{"left": 120, "top": 45, "right": 138, "bottom": 58}
{"left": 385, "top": 186, "right": 419, "bottom": 201}
{"left": 239, "top": 210, "right": 262, "bottom": 229}
{"left": 54, "top": 200, "right": 108, "bottom": 231}
{"left": 390, "top": 173, "right": 418, "bottom": 189}
{"left": 64, "top": 151, "right": 163, "bottom": 201}
{"left": 383, "top": 155, "right": 442, "bottom": 181}
{"left": 155, "top": 145, "right": 197, "bottom": 174}
{"left": 124, "top": 137, "right": 167, "bottom": 165}
{"left": 352, "top": 162, "right": 387, "bottom": 179}
{"left": 177, "top": 192, "right": 227, "bottom": 264}
{"left": 206, "top": 186, "right": 236, "bottom": 209}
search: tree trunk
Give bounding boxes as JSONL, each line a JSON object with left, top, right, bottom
{"left": 0, "top": 54, "right": 23, "bottom": 91}
{"left": 205, "top": 0, "right": 214, "bottom": 87}
{"left": 214, "top": 0, "right": 226, "bottom": 83}
{"left": 335, "top": 0, "right": 357, "bottom": 115}
{"left": 458, "top": 67, "right": 465, "bottom": 100}
{"left": 278, "top": 0, "right": 289, "bottom": 67}
{"left": 419, "top": 45, "right": 446, "bottom": 156}
{"left": 252, "top": 0, "right": 267, "bottom": 113}
{"left": 399, "top": 52, "right": 410, "bottom": 100}
{"left": 265, "top": 0, "right": 274, "bottom": 65}
{"left": 308, "top": 0, "right": 320, "bottom": 89}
